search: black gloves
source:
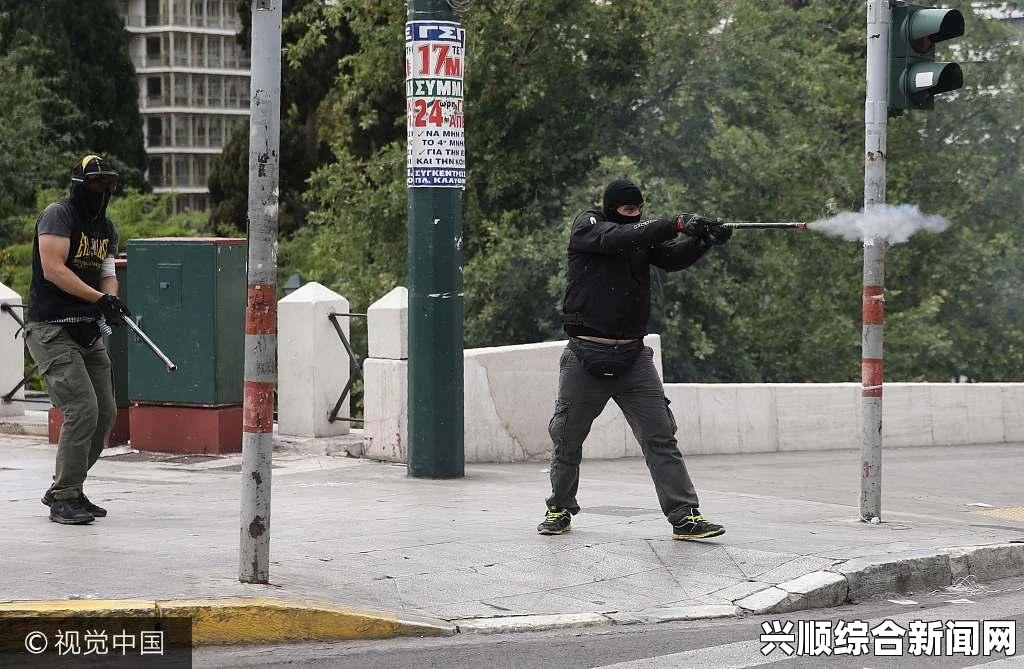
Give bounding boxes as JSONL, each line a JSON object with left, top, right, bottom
{"left": 675, "top": 213, "right": 733, "bottom": 246}
{"left": 95, "top": 294, "right": 131, "bottom": 324}
{"left": 705, "top": 223, "right": 733, "bottom": 246}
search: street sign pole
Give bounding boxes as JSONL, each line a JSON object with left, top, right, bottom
{"left": 406, "top": 1, "right": 466, "bottom": 477}
{"left": 239, "top": 0, "right": 281, "bottom": 583}
{"left": 860, "top": 0, "right": 890, "bottom": 523}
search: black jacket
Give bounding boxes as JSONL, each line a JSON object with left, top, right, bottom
{"left": 562, "top": 208, "right": 710, "bottom": 340}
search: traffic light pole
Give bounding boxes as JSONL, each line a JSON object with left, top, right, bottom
{"left": 406, "top": 0, "right": 466, "bottom": 478}
{"left": 239, "top": 0, "right": 281, "bottom": 583}
{"left": 860, "top": 0, "right": 891, "bottom": 523}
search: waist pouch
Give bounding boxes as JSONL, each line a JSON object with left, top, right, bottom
{"left": 569, "top": 338, "right": 644, "bottom": 379}
{"left": 63, "top": 322, "right": 102, "bottom": 349}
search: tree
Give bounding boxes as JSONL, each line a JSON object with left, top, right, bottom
{"left": 282, "top": 0, "right": 1024, "bottom": 384}
{"left": 0, "top": 0, "right": 146, "bottom": 182}
{"left": 207, "top": 121, "right": 249, "bottom": 236}
{"left": 208, "top": 0, "right": 352, "bottom": 237}
{"left": 0, "top": 52, "right": 66, "bottom": 220}
{"left": 282, "top": 0, "right": 649, "bottom": 346}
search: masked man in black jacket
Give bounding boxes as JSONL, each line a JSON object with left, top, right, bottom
{"left": 538, "top": 179, "right": 731, "bottom": 540}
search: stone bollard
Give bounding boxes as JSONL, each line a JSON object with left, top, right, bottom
{"left": 363, "top": 287, "right": 408, "bottom": 461}
{"left": 278, "top": 282, "right": 351, "bottom": 437}
{"left": 0, "top": 283, "right": 25, "bottom": 417}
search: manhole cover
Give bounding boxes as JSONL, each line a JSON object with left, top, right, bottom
{"left": 974, "top": 507, "right": 1024, "bottom": 522}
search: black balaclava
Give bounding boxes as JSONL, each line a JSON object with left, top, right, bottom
{"left": 602, "top": 179, "right": 644, "bottom": 224}
{"left": 70, "top": 155, "right": 118, "bottom": 222}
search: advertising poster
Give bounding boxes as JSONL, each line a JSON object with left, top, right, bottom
{"left": 405, "top": 20, "right": 465, "bottom": 189}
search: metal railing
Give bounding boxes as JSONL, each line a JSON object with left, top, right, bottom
{"left": 326, "top": 312, "right": 365, "bottom": 424}
{"left": 1, "top": 303, "right": 33, "bottom": 404}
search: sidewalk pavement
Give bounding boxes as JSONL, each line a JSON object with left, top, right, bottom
{"left": 1, "top": 434, "right": 1023, "bottom": 644}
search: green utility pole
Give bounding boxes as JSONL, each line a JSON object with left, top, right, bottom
{"left": 405, "top": 1, "right": 466, "bottom": 477}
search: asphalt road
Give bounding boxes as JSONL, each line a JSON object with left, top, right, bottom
{"left": 194, "top": 575, "right": 1024, "bottom": 669}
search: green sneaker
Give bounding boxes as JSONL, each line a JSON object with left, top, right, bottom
{"left": 672, "top": 511, "right": 725, "bottom": 540}
{"left": 537, "top": 507, "right": 571, "bottom": 535}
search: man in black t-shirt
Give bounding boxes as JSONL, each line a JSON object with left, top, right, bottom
{"left": 25, "top": 155, "right": 131, "bottom": 525}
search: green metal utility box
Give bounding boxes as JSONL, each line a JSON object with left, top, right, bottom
{"left": 126, "top": 238, "right": 247, "bottom": 405}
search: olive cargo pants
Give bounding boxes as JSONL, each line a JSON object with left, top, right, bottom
{"left": 24, "top": 322, "right": 116, "bottom": 500}
{"left": 546, "top": 343, "right": 701, "bottom": 525}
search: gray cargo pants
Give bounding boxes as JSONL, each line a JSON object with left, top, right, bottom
{"left": 24, "top": 322, "right": 116, "bottom": 501}
{"left": 546, "top": 342, "right": 700, "bottom": 525}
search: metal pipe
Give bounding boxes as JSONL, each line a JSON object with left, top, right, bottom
{"left": 860, "top": 0, "right": 891, "bottom": 524}
{"left": 240, "top": 0, "right": 282, "bottom": 585}
{"left": 2, "top": 373, "right": 31, "bottom": 404}
{"left": 1, "top": 303, "right": 25, "bottom": 329}
{"left": 122, "top": 316, "right": 177, "bottom": 372}
{"left": 720, "top": 222, "right": 808, "bottom": 230}
{"left": 326, "top": 312, "right": 364, "bottom": 425}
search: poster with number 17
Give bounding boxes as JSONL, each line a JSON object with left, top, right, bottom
{"left": 406, "top": 21, "right": 466, "bottom": 189}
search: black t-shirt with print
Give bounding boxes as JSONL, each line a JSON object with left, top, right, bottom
{"left": 28, "top": 201, "right": 119, "bottom": 322}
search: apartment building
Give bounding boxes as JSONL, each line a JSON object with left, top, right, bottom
{"left": 119, "top": 0, "right": 251, "bottom": 211}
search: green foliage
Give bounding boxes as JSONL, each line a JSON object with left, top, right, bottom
{"left": 0, "top": 53, "right": 68, "bottom": 219}
{"left": 209, "top": 0, "right": 351, "bottom": 236}
{"left": 0, "top": 0, "right": 146, "bottom": 180}
{"left": 273, "top": 0, "right": 1024, "bottom": 382}
{"left": 106, "top": 190, "right": 208, "bottom": 243}
{"left": 207, "top": 121, "right": 249, "bottom": 237}
{"left": 0, "top": 189, "right": 205, "bottom": 304}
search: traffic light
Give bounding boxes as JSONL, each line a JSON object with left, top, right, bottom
{"left": 889, "top": 2, "right": 964, "bottom": 111}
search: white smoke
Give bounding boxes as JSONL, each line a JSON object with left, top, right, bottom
{"left": 808, "top": 204, "right": 951, "bottom": 244}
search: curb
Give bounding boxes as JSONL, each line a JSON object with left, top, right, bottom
{"left": 0, "top": 419, "right": 48, "bottom": 438}
{"left": 450, "top": 541, "right": 1024, "bottom": 634}
{"left": 734, "top": 541, "right": 1024, "bottom": 615}
{"left": 453, "top": 612, "right": 609, "bottom": 635}
{"left": 2, "top": 542, "right": 1022, "bottom": 645}
{"left": 0, "top": 597, "right": 455, "bottom": 646}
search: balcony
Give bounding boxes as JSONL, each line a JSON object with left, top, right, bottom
{"left": 122, "top": 12, "right": 242, "bottom": 31}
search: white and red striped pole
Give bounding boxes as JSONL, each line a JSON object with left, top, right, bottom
{"left": 239, "top": 0, "right": 281, "bottom": 584}
{"left": 860, "top": 0, "right": 890, "bottom": 523}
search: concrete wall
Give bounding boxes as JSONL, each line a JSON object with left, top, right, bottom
{"left": 665, "top": 382, "right": 1024, "bottom": 454}
{"left": 0, "top": 283, "right": 24, "bottom": 417}
{"left": 360, "top": 286, "right": 1024, "bottom": 463}
{"left": 362, "top": 286, "right": 672, "bottom": 463}
{"left": 362, "top": 335, "right": 662, "bottom": 464}
{"left": 362, "top": 288, "right": 409, "bottom": 461}
{"left": 462, "top": 335, "right": 664, "bottom": 463}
